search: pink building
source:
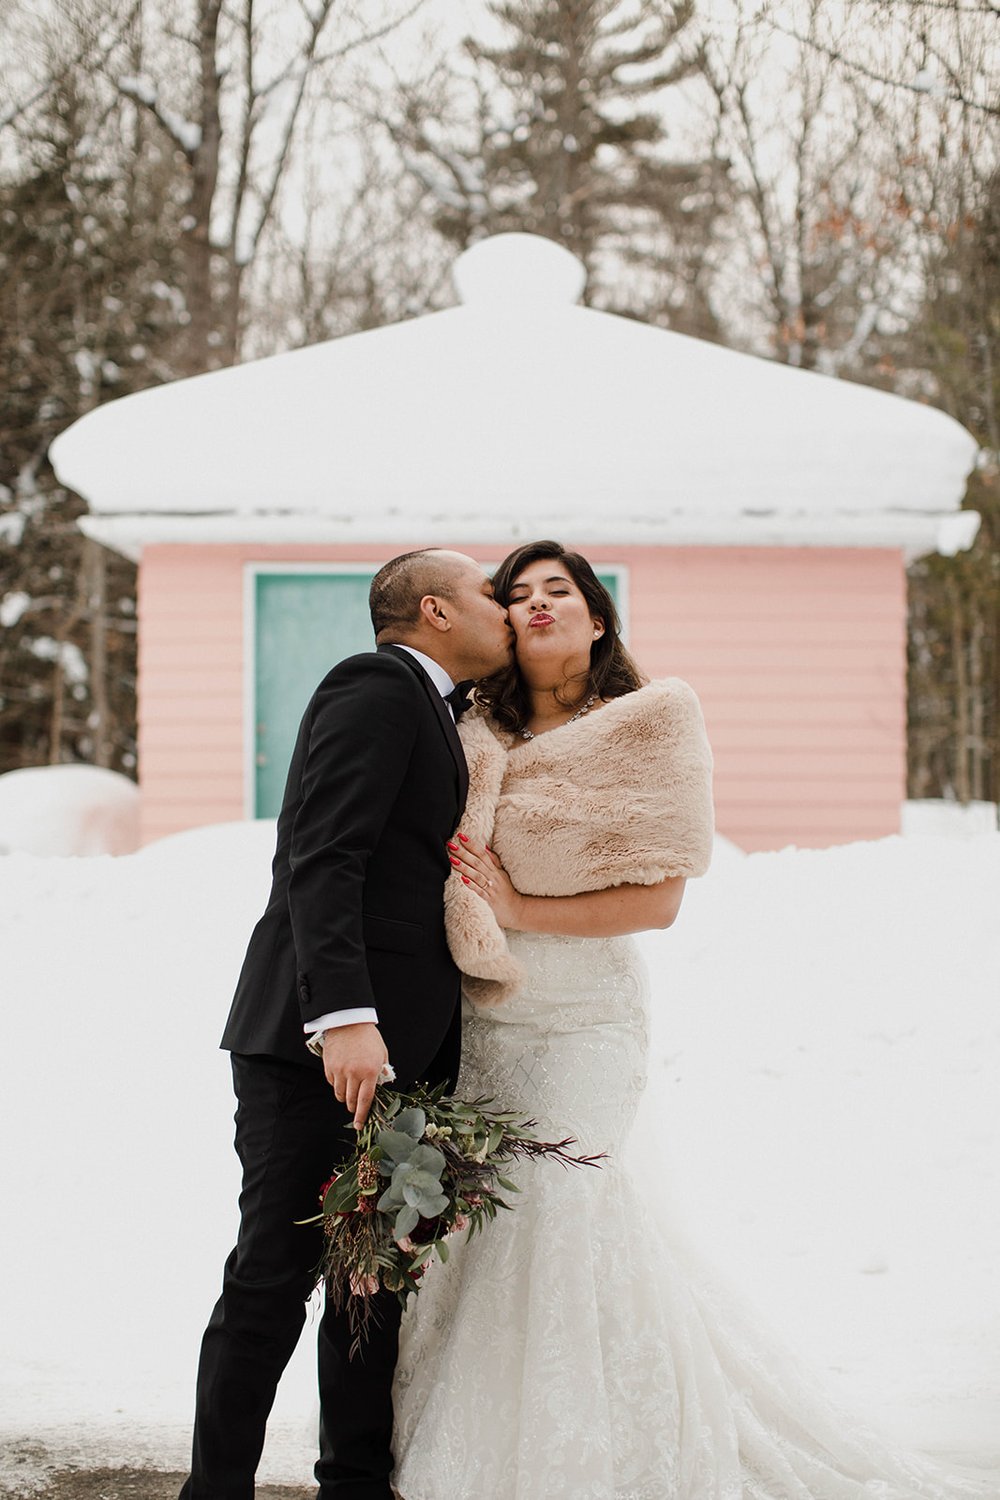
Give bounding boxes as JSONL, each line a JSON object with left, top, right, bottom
{"left": 51, "top": 235, "right": 979, "bottom": 852}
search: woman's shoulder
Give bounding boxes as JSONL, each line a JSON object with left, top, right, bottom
{"left": 584, "top": 681, "right": 711, "bottom": 772}
{"left": 599, "top": 677, "right": 704, "bottom": 728}
{"left": 636, "top": 676, "right": 702, "bottom": 706}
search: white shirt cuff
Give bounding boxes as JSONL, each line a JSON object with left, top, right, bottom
{"left": 304, "top": 1008, "right": 379, "bottom": 1059}
{"left": 304, "top": 1007, "right": 379, "bottom": 1034}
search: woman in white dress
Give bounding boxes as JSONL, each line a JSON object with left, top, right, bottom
{"left": 391, "top": 539, "right": 995, "bottom": 1500}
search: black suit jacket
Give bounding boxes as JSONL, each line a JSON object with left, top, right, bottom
{"left": 221, "top": 644, "right": 469, "bottom": 1081}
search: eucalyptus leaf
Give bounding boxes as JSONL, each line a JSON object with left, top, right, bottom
{"left": 394, "top": 1204, "right": 419, "bottom": 1241}
{"left": 394, "top": 1107, "right": 427, "bottom": 1139}
{"left": 392, "top": 1162, "right": 442, "bottom": 1195}
{"left": 407, "top": 1143, "right": 446, "bottom": 1177}
{"left": 378, "top": 1129, "right": 420, "bottom": 1162}
{"left": 435, "top": 1239, "right": 450, "bottom": 1264}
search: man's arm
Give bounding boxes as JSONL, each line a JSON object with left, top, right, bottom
{"left": 287, "top": 654, "right": 419, "bottom": 1119}
{"left": 288, "top": 653, "right": 419, "bottom": 1014}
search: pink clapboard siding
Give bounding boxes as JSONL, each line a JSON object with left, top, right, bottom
{"left": 138, "top": 543, "right": 906, "bottom": 852}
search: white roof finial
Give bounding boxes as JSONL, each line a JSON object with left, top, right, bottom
{"left": 453, "top": 232, "right": 587, "bottom": 307}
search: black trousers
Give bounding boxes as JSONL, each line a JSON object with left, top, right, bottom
{"left": 180, "top": 1018, "right": 459, "bottom": 1500}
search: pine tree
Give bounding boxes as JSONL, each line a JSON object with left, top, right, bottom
{"left": 0, "top": 70, "right": 186, "bottom": 774}
{"left": 396, "top": 0, "right": 727, "bottom": 337}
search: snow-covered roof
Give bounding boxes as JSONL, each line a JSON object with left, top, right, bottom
{"left": 49, "top": 233, "right": 980, "bottom": 560}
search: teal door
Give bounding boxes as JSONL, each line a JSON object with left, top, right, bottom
{"left": 252, "top": 566, "right": 623, "bottom": 818}
{"left": 254, "top": 571, "right": 376, "bottom": 817}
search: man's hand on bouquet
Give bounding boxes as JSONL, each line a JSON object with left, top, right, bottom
{"left": 322, "top": 1022, "right": 389, "bottom": 1128}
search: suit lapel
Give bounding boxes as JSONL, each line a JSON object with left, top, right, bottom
{"left": 378, "top": 644, "right": 470, "bottom": 814}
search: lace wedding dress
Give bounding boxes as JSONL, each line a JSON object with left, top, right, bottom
{"left": 392, "top": 930, "right": 995, "bottom": 1500}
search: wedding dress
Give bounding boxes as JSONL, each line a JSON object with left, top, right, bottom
{"left": 392, "top": 929, "right": 995, "bottom": 1500}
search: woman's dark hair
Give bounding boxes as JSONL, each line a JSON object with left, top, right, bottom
{"left": 476, "top": 540, "right": 646, "bottom": 734}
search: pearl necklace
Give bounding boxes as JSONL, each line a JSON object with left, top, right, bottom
{"left": 519, "top": 694, "right": 597, "bottom": 741}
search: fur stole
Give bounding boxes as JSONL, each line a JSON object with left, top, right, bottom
{"left": 444, "top": 678, "right": 714, "bottom": 1006}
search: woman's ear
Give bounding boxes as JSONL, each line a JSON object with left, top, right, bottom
{"left": 592, "top": 618, "right": 605, "bottom": 639}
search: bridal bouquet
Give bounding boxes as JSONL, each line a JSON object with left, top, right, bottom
{"left": 301, "top": 1081, "right": 603, "bottom": 1352}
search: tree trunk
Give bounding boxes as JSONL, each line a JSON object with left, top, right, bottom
{"left": 994, "top": 597, "right": 1000, "bottom": 806}
{"left": 48, "top": 658, "right": 65, "bottom": 765}
{"left": 182, "top": 0, "right": 224, "bottom": 373}
{"left": 86, "top": 539, "right": 111, "bottom": 767}
{"left": 949, "top": 576, "right": 971, "bottom": 802}
{"left": 969, "top": 611, "right": 984, "bottom": 802}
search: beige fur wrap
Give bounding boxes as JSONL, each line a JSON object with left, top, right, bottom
{"left": 444, "top": 678, "right": 714, "bottom": 1006}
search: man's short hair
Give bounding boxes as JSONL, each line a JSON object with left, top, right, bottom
{"left": 369, "top": 549, "right": 457, "bottom": 639}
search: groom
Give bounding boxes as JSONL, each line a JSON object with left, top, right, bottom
{"left": 180, "top": 549, "right": 512, "bottom": 1500}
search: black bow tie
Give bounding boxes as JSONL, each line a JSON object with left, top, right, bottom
{"left": 445, "top": 681, "right": 475, "bottom": 721}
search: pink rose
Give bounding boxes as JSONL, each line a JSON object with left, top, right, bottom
{"left": 348, "top": 1272, "right": 380, "bottom": 1298}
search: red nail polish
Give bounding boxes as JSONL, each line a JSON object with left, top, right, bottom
{"left": 449, "top": 857, "right": 461, "bottom": 867}
{"left": 461, "top": 875, "right": 470, "bottom": 884}
{"left": 459, "top": 833, "right": 469, "bottom": 843}
{"left": 447, "top": 841, "right": 458, "bottom": 851}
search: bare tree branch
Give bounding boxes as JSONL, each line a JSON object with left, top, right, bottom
{"left": 759, "top": 12, "right": 1000, "bottom": 116}
{"left": 0, "top": 0, "right": 142, "bottom": 133}
{"left": 117, "top": 73, "right": 203, "bottom": 156}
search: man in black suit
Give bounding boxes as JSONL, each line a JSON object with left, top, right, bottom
{"left": 180, "top": 549, "right": 513, "bottom": 1500}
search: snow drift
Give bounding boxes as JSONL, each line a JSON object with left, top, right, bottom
{"left": 0, "top": 821, "right": 997, "bottom": 1484}
{"left": 0, "top": 764, "right": 140, "bottom": 857}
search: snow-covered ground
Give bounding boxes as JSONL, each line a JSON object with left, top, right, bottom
{"left": 0, "top": 820, "right": 997, "bottom": 1484}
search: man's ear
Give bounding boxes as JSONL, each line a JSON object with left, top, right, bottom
{"left": 418, "top": 594, "right": 451, "bottom": 633}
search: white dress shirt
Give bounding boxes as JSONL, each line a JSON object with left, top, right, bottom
{"left": 304, "top": 645, "right": 456, "bottom": 1049}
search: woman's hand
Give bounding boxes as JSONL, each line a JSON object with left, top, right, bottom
{"left": 448, "top": 836, "right": 523, "bottom": 929}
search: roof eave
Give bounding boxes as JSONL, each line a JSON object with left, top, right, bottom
{"left": 79, "top": 507, "right": 981, "bottom": 564}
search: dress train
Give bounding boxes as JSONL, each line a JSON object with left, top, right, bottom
{"left": 392, "top": 932, "right": 996, "bottom": 1500}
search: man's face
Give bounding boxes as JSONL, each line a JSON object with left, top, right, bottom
{"left": 440, "top": 553, "right": 514, "bottom": 677}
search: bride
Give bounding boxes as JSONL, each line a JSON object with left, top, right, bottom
{"left": 390, "top": 539, "right": 995, "bottom": 1500}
